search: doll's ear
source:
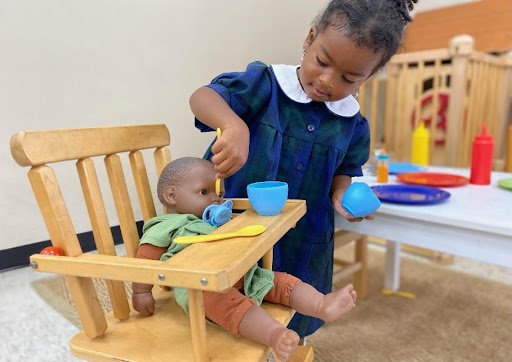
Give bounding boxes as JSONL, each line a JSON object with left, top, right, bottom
{"left": 161, "top": 184, "right": 177, "bottom": 207}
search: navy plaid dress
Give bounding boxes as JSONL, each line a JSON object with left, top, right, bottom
{"left": 195, "top": 61, "right": 370, "bottom": 337}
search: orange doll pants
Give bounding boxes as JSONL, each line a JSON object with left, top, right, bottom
{"left": 203, "top": 271, "right": 301, "bottom": 335}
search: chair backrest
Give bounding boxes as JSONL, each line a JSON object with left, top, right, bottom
{"left": 10, "top": 124, "right": 171, "bottom": 325}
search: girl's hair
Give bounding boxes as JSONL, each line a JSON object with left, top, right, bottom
{"left": 313, "top": 0, "right": 418, "bottom": 70}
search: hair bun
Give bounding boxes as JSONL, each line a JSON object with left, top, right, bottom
{"left": 396, "top": 0, "right": 418, "bottom": 22}
{"left": 407, "top": 0, "right": 418, "bottom": 11}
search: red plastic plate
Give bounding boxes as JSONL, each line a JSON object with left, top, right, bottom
{"left": 397, "top": 172, "right": 469, "bottom": 187}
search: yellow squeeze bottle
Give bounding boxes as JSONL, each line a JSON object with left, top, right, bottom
{"left": 411, "top": 121, "right": 430, "bottom": 166}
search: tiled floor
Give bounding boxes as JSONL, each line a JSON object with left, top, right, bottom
{"left": 0, "top": 265, "right": 80, "bottom": 362}
{"left": 1, "top": 244, "right": 511, "bottom": 362}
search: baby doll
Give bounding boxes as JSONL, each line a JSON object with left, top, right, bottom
{"left": 132, "top": 157, "right": 357, "bottom": 361}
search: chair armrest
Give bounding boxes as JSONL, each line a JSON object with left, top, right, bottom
{"left": 29, "top": 253, "right": 229, "bottom": 291}
{"left": 30, "top": 199, "right": 307, "bottom": 292}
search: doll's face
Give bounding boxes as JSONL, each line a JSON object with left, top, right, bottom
{"left": 170, "top": 163, "right": 224, "bottom": 218}
{"left": 298, "top": 25, "right": 383, "bottom": 102}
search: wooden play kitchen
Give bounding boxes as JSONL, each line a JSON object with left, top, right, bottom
{"left": 357, "top": 35, "right": 512, "bottom": 169}
{"left": 10, "top": 124, "right": 312, "bottom": 362}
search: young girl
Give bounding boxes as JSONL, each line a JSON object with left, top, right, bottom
{"left": 190, "top": 0, "right": 417, "bottom": 338}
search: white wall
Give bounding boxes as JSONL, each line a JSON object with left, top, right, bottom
{"left": 1, "top": 0, "right": 329, "bottom": 250}
{"left": 0, "top": 0, "right": 475, "bottom": 251}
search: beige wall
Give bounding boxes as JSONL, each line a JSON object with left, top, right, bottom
{"left": 0, "top": 0, "right": 470, "bottom": 251}
{"left": 0, "top": 0, "right": 329, "bottom": 250}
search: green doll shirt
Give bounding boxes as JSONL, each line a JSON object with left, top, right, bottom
{"left": 139, "top": 213, "right": 275, "bottom": 314}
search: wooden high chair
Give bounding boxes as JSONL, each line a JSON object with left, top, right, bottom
{"left": 10, "top": 124, "right": 313, "bottom": 362}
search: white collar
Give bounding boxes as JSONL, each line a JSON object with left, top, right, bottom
{"left": 271, "top": 64, "right": 360, "bottom": 117}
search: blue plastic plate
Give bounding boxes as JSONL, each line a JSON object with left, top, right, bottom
{"left": 370, "top": 185, "right": 450, "bottom": 205}
{"left": 388, "top": 162, "right": 423, "bottom": 175}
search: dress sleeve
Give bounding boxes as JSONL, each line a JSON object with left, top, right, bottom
{"left": 335, "top": 114, "right": 370, "bottom": 177}
{"left": 195, "top": 61, "right": 273, "bottom": 132}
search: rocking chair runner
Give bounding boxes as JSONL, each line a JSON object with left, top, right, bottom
{"left": 10, "top": 124, "right": 313, "bottom": 362}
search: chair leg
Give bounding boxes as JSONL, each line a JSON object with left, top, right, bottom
{"left": 288, "top": 345, "right": 314, "bottom": 362}
{"left": 188, "top": 289, "right": 208, "bottom": 362}
{"left": 353, "top": 236, "right": 368, "bottom": 299}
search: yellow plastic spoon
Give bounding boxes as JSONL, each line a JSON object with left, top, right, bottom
{"left": 174, "top": 224, "right": 266, "bottom": 244}
{"left": 215, "top": 128, "right": 222, "bottom": 196}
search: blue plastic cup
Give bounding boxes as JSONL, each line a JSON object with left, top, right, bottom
{"left": 247, "top": 181, "right": 288, "bottom": 216}
{"left": 202, "top": 200, "right": 233, "bottom": 226}
{"left": 341, "top": 182, "right": 381, "bottom": 218}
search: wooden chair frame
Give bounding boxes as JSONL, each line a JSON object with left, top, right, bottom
{"left": 333, "top": 230, "right": 368, "bottom": 299}
{"left": 11, "top": 124, "right": 312, "bottom": 362}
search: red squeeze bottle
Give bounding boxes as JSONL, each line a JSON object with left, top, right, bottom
{"left": 470, "top": 124, "right": 494, "bottom": 185}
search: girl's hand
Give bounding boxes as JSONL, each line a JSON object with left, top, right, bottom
{"left": 211, "top": 123, "right": 250, "bottom": 178}
{"left": 331, "top": 187, "right": 375, "bottom": 223}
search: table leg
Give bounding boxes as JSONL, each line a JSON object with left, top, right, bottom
{"left": 384, "top": 240, "right": 401, "bottom": 291}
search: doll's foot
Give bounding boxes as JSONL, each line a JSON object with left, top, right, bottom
{"left": 318, "top": 283, "right": 357, "bottom": 322}
{"left": 269, "top": 327, "right": 300, "bottom": 361}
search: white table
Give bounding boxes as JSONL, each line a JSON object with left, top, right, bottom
{"left": 335, "top": 166, "right": 512, "bottom": 291}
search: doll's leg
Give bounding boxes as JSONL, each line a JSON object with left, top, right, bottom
{"left": 263, "top": 272, "right": 301, "bottom": 305}
{"left": 239, "top": 305, "right": 300, "bottom": 362}
{"left": 203, "top": 280, "right": 254, "bottom": 334}
{"left": 203, "top": 281, "right": 299, "bottom": 361}
{"left": 267, "top": 272, "right": 357, "bottom": 323}
{"left": 290, "top": 281, "right": 356, "bottom": 322}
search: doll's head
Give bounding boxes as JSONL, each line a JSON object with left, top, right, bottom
{"left": 157, "top": 157, "right": 224, "bottom": 218}
{"left": 298, "top": 0, "right": 417, "bottom": 102}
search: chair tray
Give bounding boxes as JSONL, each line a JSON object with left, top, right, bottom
{"left": 70, "top": 287, "right": 295, "bottom": 362}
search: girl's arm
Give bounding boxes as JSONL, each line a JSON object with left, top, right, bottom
{"left": 331, "top": 175, "right": 374, "bottom": 222}
{"left": 190, "top": 87, "right": 250, "bottom": 178}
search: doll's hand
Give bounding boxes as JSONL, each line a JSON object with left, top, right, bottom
{"left": 331, "top": 188, "right": 375, "bottom": 222}
{"left": 211, "top": 123, "right": 250, "bottom": 178}
{"left": 132, "top": 292, "right": 155, "bottom": 317}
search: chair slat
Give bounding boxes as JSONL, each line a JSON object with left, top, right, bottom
{"left": 384, "top": 63, "right": 399, "bottom": 154}
{"left": 77, "top": 158, "right": 130, "bottom": 321}
{"left": 28, "top": 166, "right": 83, "bottom": 256}
{"left": 104, "top": 154, "right": 140, "bottom": 258}
{"left": 28, "top": 165, "right": 107, "bottom": 338}
{"left": 65, "top": 275, "right": 108, "bottom": 338}
{"left": 11, "top": 124, "right": 169, "bottom": 167}
{"left": 430, "top": 59, "right": 441, "bottom": 153}
{"left": 154, "top": 146, "right": 171, "bottom": 214}
{"left": 129, "top": 150, "right": 156, "bottom": 222}
{"left": 154, "top": 146, "right": 171, "bottom": 176}
{"left": 413, "top": 61, "right": 425, "bottom": 128}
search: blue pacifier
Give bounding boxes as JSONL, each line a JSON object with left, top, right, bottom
{"left": 202, "top": 200, "right": 233, "bottom": 226}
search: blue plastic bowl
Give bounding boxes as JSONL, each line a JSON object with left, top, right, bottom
{"left": 247, "top": 181, "right": 288, "bottom": 216}
{"left": 342, "top": 182, "right": 381, "bottom": 218}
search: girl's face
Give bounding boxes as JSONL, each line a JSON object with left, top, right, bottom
{"left": 172, "top": 164, "right": 224, "bottom": 218}
{"left": 298, "top": 25, "right": 383, "bottom": 102}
